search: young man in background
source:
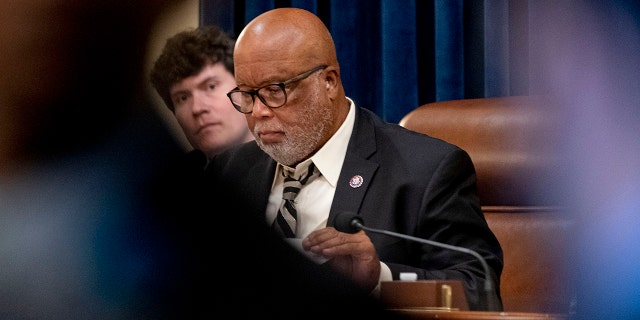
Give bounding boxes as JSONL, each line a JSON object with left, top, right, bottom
{"left": 150, "top": 25, "right": 253, "bottom": 165}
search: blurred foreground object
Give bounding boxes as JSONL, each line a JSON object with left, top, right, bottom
{"left": 0, "top": 1, "right": 194, "bottom": 319}
{"left": 527, "top": 1, "right": 640, "bottom": 319}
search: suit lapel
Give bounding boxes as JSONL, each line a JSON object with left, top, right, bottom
{"left": 247, "top": 154, "right": 277, "bottom": 216}
{"left": 328, "top": 108, "right": 379, "bottom": 226}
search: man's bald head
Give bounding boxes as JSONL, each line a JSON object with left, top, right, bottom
{"left": 234, "top": 8, "right": 338, "bottom": 73}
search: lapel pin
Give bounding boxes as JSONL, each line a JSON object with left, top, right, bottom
{"left": 349, "top": 175, "right": 364, "bottom": 188}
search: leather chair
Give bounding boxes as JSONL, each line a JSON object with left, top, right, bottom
{"left": 399, "top": 96, "right": 575, "bottom": 314}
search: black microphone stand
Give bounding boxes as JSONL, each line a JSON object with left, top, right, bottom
{"left": 350, "top": 218, "right": 501, "bottom": 311}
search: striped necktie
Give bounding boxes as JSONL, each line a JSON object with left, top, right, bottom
{"left": 272, "top": 162, "right": 320, "bottom": 238}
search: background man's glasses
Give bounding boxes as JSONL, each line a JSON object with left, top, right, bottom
{"left": 227, "top": 65, "right": 327, "bottom": 114}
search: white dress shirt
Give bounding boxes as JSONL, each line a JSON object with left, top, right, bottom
{"left": 265, "top": 98, "right": 392, "bottom": 294}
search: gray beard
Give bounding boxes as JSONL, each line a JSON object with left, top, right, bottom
{"left": 255, "top": 91, "right": 333, "bottom": 166}
{"left": 256, "top": 112, "right": 327, "bottom": 166}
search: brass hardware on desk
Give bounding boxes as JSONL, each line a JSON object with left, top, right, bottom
{"left": 441, "top": 284, "right": 452, "bottom": 309}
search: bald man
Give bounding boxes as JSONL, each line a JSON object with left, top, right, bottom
{"left": 209, "top": 8, "right": 503, "bottom": 311}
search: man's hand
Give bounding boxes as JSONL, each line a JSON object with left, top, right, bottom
{"left": 302, "top": 227, "right": 381, "bottom": 291}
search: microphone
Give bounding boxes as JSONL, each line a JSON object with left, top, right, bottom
{"left": 334, "top": 211, "right": 500, "bottom": 311}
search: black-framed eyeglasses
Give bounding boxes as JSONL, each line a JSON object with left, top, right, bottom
{"left": 227, "top": 65, "right": 327, "bottom": 114}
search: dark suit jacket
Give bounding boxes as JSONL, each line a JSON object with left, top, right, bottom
{"left": 207, "top": 107, "right": 504, "bottom": 311}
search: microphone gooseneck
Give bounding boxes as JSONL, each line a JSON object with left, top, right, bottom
{"left": 333, "top": 211, "right": 500, "bottom": 311}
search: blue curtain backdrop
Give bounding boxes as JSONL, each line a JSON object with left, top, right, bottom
{"left": 200, "top": 0, "right": 533, "bottom": 123}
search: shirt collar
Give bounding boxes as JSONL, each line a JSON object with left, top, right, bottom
{"left": 310, "top": 97, "right": 356, "bottom": 187}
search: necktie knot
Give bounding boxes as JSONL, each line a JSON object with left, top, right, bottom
{"left": 281, "top": 162, "right": 319, "bottom": 201}
{"left": 273, "top": 161, "right": 320, "bottom": 238}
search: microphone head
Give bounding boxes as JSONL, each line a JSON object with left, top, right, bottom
{"left": 334, "top": 211, "right": 364, "bottom": 234}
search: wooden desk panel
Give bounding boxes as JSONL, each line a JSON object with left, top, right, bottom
{"left": 390, "top": 309, "right": 570, "bottom": 320}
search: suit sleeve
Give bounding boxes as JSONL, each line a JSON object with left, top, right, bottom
{"left": 386, "top": 148, "right": 504, "bottom": 311}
